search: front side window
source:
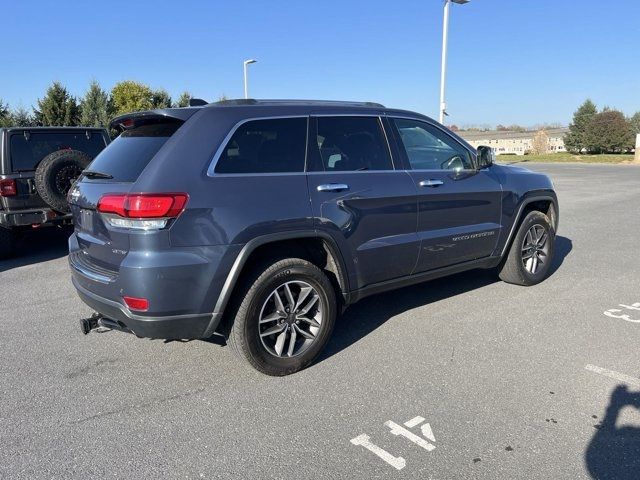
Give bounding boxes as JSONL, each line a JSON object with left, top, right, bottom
{"left": 393, "top": 119, "right": 473, "bottom": 171}
{"left": 215, "top": 118, "right": 307, "bottom": 174}
{"left": 314, "top": 116, "right": 393, "bottom": 171}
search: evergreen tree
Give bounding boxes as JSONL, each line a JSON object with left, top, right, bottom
{"left": 176, "top": 91, "right": 191, "bottom": 108}
{"left": 10, "top": 106, "right": 34, "bottom": 126}
{"left": 34, "top": 82, "right": 79, "bottom": 126}
{"left": 80, "top": 80, "right": 111, "bottom": 127}
{"left": 151, "top": 89, "right": 172, "bottom": 109}
{"left": 564, "top": 99, "right": 597, "bottom": 153}
{"left": 0, "top": 99, "right": 10, "bottom": 127}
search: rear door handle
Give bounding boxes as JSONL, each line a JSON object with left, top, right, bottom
{"left": 418, "top": 179, "right": 444, "bottom": 188}
{"left": 317, "top": 183, "right": 349, "bottom": 192}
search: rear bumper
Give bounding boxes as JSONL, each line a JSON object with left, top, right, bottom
{"left": 72, "top": 276, "right": 222, "bottom": 339}
{"left": 68, "top": 231, "right": 239, "bottom": 340}
{"left": 0, "top": 208, "right": 72, "bottom": 227}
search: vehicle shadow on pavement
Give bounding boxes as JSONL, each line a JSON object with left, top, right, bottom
{"left": 318, "top": 235, "right": 572, "bottom": 363}
{"left": 549, "top": 235, "right": 572, "bottom": 276}
{"left": 585, "top": 385, "right": 640, "bottom": 480}
{"left": 319, "top": 268, "right": 497, "bottom": 364}
{"left": 0, "top": 227, "right": 71, "bottom": 273}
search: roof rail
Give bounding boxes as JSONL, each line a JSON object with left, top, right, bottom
{"left": 210, "top": 99, "right": 385, "bottom": 108}
{"left": 213, "top": 99, "right": 259, "bottom": 106}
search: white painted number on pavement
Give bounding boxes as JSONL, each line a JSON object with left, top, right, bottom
{"left": 350, "top": 416, "right": 436, "bottom": 471}
{"left": 604, "top": 302, "right": 640, "bottom": 323}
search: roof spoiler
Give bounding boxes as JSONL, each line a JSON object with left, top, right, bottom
{"left": 109, "top": 108, "right": 199, "bottom": 132}
{"left": 188, "top": 98, "right": 208, "bottom": 106}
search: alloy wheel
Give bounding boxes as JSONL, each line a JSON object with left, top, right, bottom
{"left": 258, "top": 280, "right": 323, "bottom": 358}
{"left": 521, "top": 224, "right": 550, "bottom": 274}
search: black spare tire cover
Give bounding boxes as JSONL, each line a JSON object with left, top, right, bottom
{"left": 34, "top": 149, "right": 91, "bottom": 213}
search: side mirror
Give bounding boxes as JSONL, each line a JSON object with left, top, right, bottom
{"left": 476, "top": 145, "right": 495, "bottom": 169}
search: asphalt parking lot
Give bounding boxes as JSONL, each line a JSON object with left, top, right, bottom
{"left": 1, "top": 162, "right": 639, "bottom": 479}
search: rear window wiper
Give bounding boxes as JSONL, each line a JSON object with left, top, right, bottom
{"left": 83, "top": 170, "right": 113, "bottom": 179}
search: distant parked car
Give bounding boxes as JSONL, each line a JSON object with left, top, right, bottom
{"left": 69, "top": 100, "right": 558, "bottom": 375}
{"left": 0, "top": 127, "right": 110, "bottom": 257}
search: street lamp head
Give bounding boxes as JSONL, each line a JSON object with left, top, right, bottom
{"left": 244, "top": 59, "right": 257, "bottom": 65}
{"left": 451, "top": 0, "right": 470, "bottom": 4}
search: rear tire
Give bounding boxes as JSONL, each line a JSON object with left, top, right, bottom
{"left": 0, "top": 227, "right": 16, "bottom": 259}
{"left": 35, "top": 149, "right": 91, "bottom": 213}
{"left": 499, "top": 210, "right": 555, "bottom": 286}
{"left": 228, "top": 258, "right": 337, "bottom": 376}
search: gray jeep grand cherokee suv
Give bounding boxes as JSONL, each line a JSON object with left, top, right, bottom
{"left": 69, "top": 99, "right": 558, "bottom": 375}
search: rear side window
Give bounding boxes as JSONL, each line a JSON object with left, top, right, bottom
{"left": 314, "top": 116, "right": 393, "bottom": 171}
{"left": 215, "top": 118, "right": 307, "bottom": 174}
{"left": 9, "top": 131, "right": 106, "bottom": 172}
{"left": 85, "top": 121, "right": 182, "bottom": 182}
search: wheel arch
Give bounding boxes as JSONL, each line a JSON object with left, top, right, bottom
{"left": 499, "top": 193, "right": 559, "bottom": 258}
{"left": 213, "top": 231, "right": 350, "bottom": 317}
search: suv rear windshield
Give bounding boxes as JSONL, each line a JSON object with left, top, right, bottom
{"left": 84, "top": 120, "right": 182, "bottom": 182}
{"left": 9, "top": 131, "right": 107, "bottom": 172}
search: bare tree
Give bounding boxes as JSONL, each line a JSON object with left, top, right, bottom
{"left": 531, "top": 129, "right": 550, "bottom": 155}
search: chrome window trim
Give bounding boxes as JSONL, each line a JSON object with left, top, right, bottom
{"left": 206, "top": 115, "right": 309, "bottom": 177}
{"left": 388, "top": 115, "right": 478, "bottom": 170}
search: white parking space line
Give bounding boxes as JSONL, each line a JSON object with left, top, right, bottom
{"left": 585, "top": 364, "right": 640, "bottom": 387}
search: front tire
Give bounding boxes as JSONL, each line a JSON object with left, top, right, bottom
{"left": 499, "top": 210, "right": 555, "bottom": 286}
{"left": 228, "top": 258, "right": 337, "bottom": 376}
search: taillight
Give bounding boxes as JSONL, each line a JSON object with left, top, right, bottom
{"left": 0, "top": 179, "right": 17, "bottom": 197}
{"left": 123, "top": 296, "right": 149, "bottom": 312}
{"left": 97, "top": 193, "right": 188, "bottom": 230}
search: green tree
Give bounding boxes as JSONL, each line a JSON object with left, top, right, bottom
{"left": 584, "top": 110, "right": 634, "bottom": 154}
{"left": 151, "top": 89, "right": 172, "bottom": 109}
{"left": 629, "top": 111, "right": 640, "bottom": 135}
{"left": 110, "top": 80, "right": 153, "bottom": 116}
{"left": 33, "top": 81, "right": 79, "bottom": 126}
{"left": 176, "top": 91, "right": 191, "bottom": 107}
{"left": 80, "top": 80, "right": 111, "bottom": 127}
{"left": 564, "top": 99, "right": 597, "bottom": 153}
{"left": 0, "top": 99, "right": 10, "bottom": 127}
{"left": 10, "top": 106, "right": 34, "bottom": 126}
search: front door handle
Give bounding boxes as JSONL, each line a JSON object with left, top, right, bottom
{"left": 317, "top": 183, "right": 349, "bottom": 192}
{"left": 418, "top": 179, "right": 444, "bottom": 188}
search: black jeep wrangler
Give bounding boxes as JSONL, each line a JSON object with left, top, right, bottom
{"left": 0, "top": 127, "right": 110, "bottom": 257}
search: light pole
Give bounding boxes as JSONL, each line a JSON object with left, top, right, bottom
{"left": 439, "top": 0, "right": 469, "bottom": 124}
{"left": 243, "top": 59, "right": 257, "bottom": 99}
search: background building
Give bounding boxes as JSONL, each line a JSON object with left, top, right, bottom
{"left": 459, "top": 127, "right": 569, "bottom": 155}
